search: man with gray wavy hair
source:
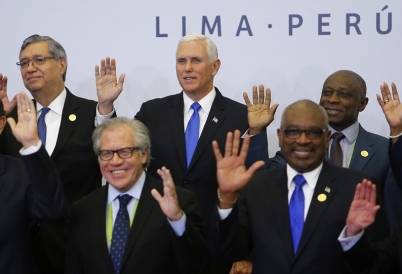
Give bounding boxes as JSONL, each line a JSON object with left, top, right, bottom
{"left": 65, "top": 117, "right": 208, "bottom": 274}
{"left": 0, "top": 34, "right": 125, "bottom": 273}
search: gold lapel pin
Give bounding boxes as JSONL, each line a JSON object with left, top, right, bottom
{"left": 69, "top": 114, "right": 77, "bottom": 121}
{"left": 361, "top": 150, "right": 369, "bottom": 157}
{"left": 317, "top": 194, "right": 327, "bottom": 202}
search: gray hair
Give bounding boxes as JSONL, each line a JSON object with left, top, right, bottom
{"left": 20, "top": 34, "right": 68, "bottom": 81}
{"left": 92, "top": 117, "right": 151, "bottom": 168}
{"left": 281, "top": 99, "right": 329, "bottom": 128}
{"left": 178, "top": 34, "right": 218, "bottom": 62}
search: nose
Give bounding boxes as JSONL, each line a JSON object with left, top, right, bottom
{"left": 327, "top": 92, "right": 340, "bottom": 103}
{"left": 26, "top": 61, "right": 38, "bottom": 72}
{"left": 184, "top": 61, "right": 193, "bottom": 72}
{"left": 296, "top": 131, "right": 311, "bottom": 144}
{"left": 109, "top": 151, "right": 124, "bottom": 165}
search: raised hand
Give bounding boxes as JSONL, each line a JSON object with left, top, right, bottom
{"left": 243, "top": 85, "right": 279, "bottom": 135}
{"left": 95, "top": 57, "right": 126, "bottom": 115}
{"left": 377, "top": 83, "right": 402, "bottom": 131}
{"left": 0, "top": 74, "right": 17, "bottom": 114}
{"left": 151, "top": 166, "right": 183, "bottom": 221}
{"left": 345, "top": 179, "right": 380, "bottom": 237}
{"left": 7, "top": 92, "right": 39, "bottom": 148}
{"left": 213, "top": 130, "right": 265, "bottom": 208}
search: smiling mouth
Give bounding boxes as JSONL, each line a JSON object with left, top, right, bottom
{"left": 325, "top": 108, "right": 342, "bottom": 115}
{"left": 112, "top": 170, "right": 126, "bottom": 174}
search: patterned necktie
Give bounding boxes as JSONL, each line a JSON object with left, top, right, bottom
{"left": 38, "top": 107, "right": 50, "bottom": 146}
{"left": 110, "top": 194, "right": 133, "bottom": 274}
{"left": 329, "top": 132, "right": 345, "bottom": 167}
{"left": 185, "top": 102, "right": 201, "bottom": 167}
{"left": 289, "top": 174, "right": 307, "bottom": 254}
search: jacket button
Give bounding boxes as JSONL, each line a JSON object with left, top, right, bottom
{"left": 183, "top": 181, "right": 189, "bottom": 187}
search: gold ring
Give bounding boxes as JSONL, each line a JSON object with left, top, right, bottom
{"left": 384, "top": 100, "right": 389, "bottom": 103}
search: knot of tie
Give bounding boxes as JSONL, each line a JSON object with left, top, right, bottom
{"left": 331, "top": 132, "right": 345, "bottom": 142}
{"left": 293, "top": 174, "right": 306, "bottom": 187}
{"left": 118, "top": 194, "right": 133, "bottom": 207}
{"left": 191, "top": 102, "right": 201, "bottom": 112}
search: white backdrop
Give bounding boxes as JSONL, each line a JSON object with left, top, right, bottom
{"left": 1, "top": 0, "right": 400, "bottom": 155}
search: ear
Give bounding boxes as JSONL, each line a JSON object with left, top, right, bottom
{"left": 140, "top": 148, "right": 148, "bottom": 165}
{"left": 211, "top": 58, "right": 221, "bottom": 77}
{"left": 277, "top": 128, "right": 284, "bottom": 148}
{"left": 358, "top": 97, "right": 369, "bottom": 112}
{"left": 59, "top": 58, "right": 67, "bottom": 77}
{"left": 0, "top": 116, "right": 7, "bottom": 135}
{"left": 324, "top": 129, "right": 331, "bottom": 150}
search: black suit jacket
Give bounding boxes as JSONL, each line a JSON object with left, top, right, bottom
{"left": 211, "top": 162, "right": 377, "bottom": 274}
{"left": 0, "top": 146, "right": 68, "bottom": 273}
{"left": 344, "top": 224, "right": 402, "bottom": 273}
{"left": 0, "top": 88, "right": 102, "bottom": 269}
{"left": 65, "top": 173, "right": 208, "bottom": 274}
{"left": 135, "top": 88, "right": 249, "bottom": 228}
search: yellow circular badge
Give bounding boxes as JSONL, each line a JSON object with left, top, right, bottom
{"left": 69, "top": 114, "right": 76, "bottom": 121}
{"left": 361, "top": 150, "right": 369, "bottom": 157}
{"left": 317, "top": 194, "right": 327, "bottom": 202}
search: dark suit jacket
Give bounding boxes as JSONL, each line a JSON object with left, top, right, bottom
{"left": 343, "top": 225, "right": 402, "bottom": 273}
{"left": 0, "top": 146, "right": 68, "bottom": 274}
{"left": 211, "top": 161, "right": 378, "bottom": 274}
{"left": 135, "top": 88, "right": 250, "bottom": 228}
{"left": 65, "top": 173, "right": 208, "bottom": 274}
{"left": 260, "top": 124, "right": 393, "bottom": 235}
{"left": 0, "top": 88, "right": 102, "bottom": 269}
{"left": 389, "top": 137, "right": 402, "bottom": 186}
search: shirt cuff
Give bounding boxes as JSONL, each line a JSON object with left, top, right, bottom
{"left": 168, "top": 212, "right": 186, "bottom": 236}
{"left": 338, "top": 226, "right": 364, "bottom": 252}
{"left": 217, "top": 205, "right": 233, "bottom": 220}
{"left": 95, "top": 103, "right": 114, "bottom": 126}
{"left": 19, "top": 140, "right": 42, "bottom": 155}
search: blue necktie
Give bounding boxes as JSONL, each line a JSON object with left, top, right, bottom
{"left": 110, "top": 194, "right": 132, "bottom": 274}
{"left": 185, "top": 102, "right": 201, "bottom": 167}
{"left": 289, "top": 174, "right": 306, "bottom": 254}
{"left": 38, "top": 107, "right": 50, "bottom": 146}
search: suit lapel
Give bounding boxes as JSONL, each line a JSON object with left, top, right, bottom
{"left": 167, "top": 93, "right": 187, "bottom": 172}
{"left": 295, "top": 162, "right": 339, "bottom": 258}
{"left": 349, "top": 125, "right": 375, "bottom": 171}
{"left": 187, "top": 88, "right": 226, "bottom": 170}
{"left": 269, "top": 168, "right": 294, "bottom": 261}
{"left": 51, "top": 88, "right": 80, "bottom": 159}
{"left": 121, "top": 174, "right": 158, "bottom": 268}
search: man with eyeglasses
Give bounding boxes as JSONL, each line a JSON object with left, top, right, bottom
{"left": 259, "top": 70, "right": 393, "bottom": 239}
{"left": 0, "top": 34, "right": 125, "bottom": 273}
{"left": 209, "top": 99, "right": 377, "bottom": 273}
{"left": 65, "top": 117, "right": 208, "bottom": 274}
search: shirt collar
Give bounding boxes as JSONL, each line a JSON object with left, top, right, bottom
{"left": 286, "top": 163, "right": 323, "bottom": 190}
{"left": 107, "top": 171, "right": 146, "bottom": 204}
{"left": 329, "top": 121, "right": 360, "bottom": 144}
{"left": 183, "top": 87, "right": 216, "bottom": 114}
{"left": 36, "top": 88, "right": 66, "bottom": 116}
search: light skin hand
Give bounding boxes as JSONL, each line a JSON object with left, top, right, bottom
{"left": 7, "top": 92, "right": 40, "bottom": 148}
{"left": 377, "top": 82, "right": 402, "bottom": 144}
{"left": 345, "top": 179, "right": 380, "bottom": 237}
{"left": 213, "top": 130, "right": 265, "bottom": 209}
{"left": 230, "top": 260, "right": 253, "bottom": 274}
{"left": 95, "top": 57, "right": 126, "bottom": 115}
{"left": 151, "top": 166, "right": 183, "bottom": 222}
{"left": 0, "top": 74, "right": 17, "bottom": 115}
{"left": 243, "top": 85, "right": 279, "bottom": 135}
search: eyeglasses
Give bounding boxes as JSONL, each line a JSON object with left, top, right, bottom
{"left": 16, "top": 56, "right": 55, "bottom": 69}
{"left": 97, "top": 147, "right": 140, "bottom": 161}
{"left": 281, "top": 128, "right": 327, "bottom": 139}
